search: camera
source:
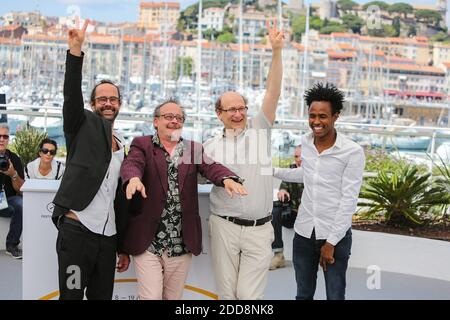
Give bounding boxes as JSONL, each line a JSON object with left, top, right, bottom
{"left": 0, "top": 153, "right": 10, "bottom": 171}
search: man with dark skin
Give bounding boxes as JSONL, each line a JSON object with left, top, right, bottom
{"left": 274, "top": 83, "right": 365, "bottom": 300}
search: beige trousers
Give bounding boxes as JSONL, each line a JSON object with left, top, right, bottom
{"left": 133, "top": 250, "right": 192, "bottom": 300}
{"left": 209, "top": 214, "right": 274, "bottom": 300}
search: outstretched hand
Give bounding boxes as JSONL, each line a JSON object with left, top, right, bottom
{"left": 126, "top": 177, "right": 147, "bottom": 200}
{"left": 223, "top": 179, "right": 248, "bottom": 198}
{"left": 68, "top": 19, "right": 89, "bottom": 57}
{"left": 266, "top": 19, "right": 284, "bottom": 51}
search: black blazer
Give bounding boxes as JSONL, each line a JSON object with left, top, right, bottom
{"left": 52, "top": 51, "right": 129, "bottom": 251}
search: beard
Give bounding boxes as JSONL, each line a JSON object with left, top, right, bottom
{"left": 94, "top": 108, "right": 118, "bottom": 122}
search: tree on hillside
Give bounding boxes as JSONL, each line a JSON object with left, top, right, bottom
{"left": 291, "top": 15, "right": 324, "bottom": 42}
{"left": 174, "top": 57, "right": 193, "bottom": 78}
{"left": 217, "top": 32, "right": 236, "bottom": 43}
{"left": 368, "top": 24, "right": 397, "bottom": 37}
{"left": 387, "top": 3, "right": 413, "bottom": 19}
{"left": 362, "top": 1, "right": 390, "bottom": 11}
{"left": 407, "top": 25, "right": 416, "bottom": 37}
{"left": 337, "top": 0, "right": 358, "bottom": 12}
{"left": 320, "top": 20, "right": 347, "bottom": 34}
{"left": 341, "top": 14, "right": 364, "bottom": 34}
{"left": 415, "top": 9, "right": 442, "bottom": 27}
{"left": 392, "top": 16, "right": 401, "bottom": 37}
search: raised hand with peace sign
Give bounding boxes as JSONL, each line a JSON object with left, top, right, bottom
{"left": 68, "top": 19, "right": 89, "bottom": 57}
{"left": 266, "top": 19, "right": 285, "bottom": 52}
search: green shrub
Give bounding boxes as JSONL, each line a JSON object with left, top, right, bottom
{"left": 10, "top": 125, "right": 48, "bottom": 167}
{"left": 358, "top": 165, "right": 450, "bottom": 227}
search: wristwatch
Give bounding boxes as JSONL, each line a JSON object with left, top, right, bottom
{"left": 222, "top": 176, "right": 245, "bottom": 185}
{"left": 11, "top": 172, "right": 18, "bottom": 180}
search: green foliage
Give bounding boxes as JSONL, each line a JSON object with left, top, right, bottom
{"left": 362, "top": 1, "right": 390, "bottom": 11}
{"left": 392, "top": 16, "right": 401, "bottom": 37}
{"left": 359, "top": 165, "right": 450, "bottom": 227}
{"left": 432, "top": 154, "right": 450, "bottom": 194}
{"left": 174, "top": 57, "right": 193, "bottom": 78}
{"left": 364, "top": 148, "right": 412, "bottom": 173}
{"left": 217, "top": 32, "right": 236, "bottom": 43}
{"left": 415, "top": 9, "right": 442, "bottom": 26}
{"left": 202, "top": 28, "right": 219, "bottom": 40}
{"left": 387, "top": 2, "right": 413, "bottom": 18}
{"left": 407, "top": 24, "right": 417, "bottom": 37}
{"left": 291, "top": 15, "right": 324, "bottom": 42}
{"left": 367, "top": 24, "right": 397, "bottom": 37}
{"left": 10, "top": 125, "right": 48, "bottom": 167}
{"left": 337, "top": 0, "right": 358, "bottom": 12}
{"left": 319, "top": 23, "right": 347, "bottom": 34}
{"left": 272, "top": 156, "right": 294, "bottom": 169}
{"left": 341, "top": 14, "right": 365, "bottom": 34}
{"left": 179, "top": 0, "right": 235, "bottom": 32}
{"left": 431, "top": 31, "right": 450, "bottom": 43}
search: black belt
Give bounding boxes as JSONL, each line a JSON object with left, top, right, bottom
{"left": 60, "top": 216, "right": 90, "bottom": 232}
{"left": 218, "top": 215, "right": 272, "bottom": 227}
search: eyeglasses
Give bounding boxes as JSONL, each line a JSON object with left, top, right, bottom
{"left": 0, "top": 135, "right": 9, "bottom": 140}
{"left": 220, "top": 106, "right": 248, "bottom": 114}
{"left": 158, "top": 113, "right": 185, "bottom": 123}
{"left": 94, "top": 96, "right": 120, "bottom": 105}
{"left": 40, "top": 148, "right": 57, "bottom": 156}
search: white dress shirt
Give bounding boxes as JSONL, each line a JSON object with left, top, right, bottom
{"left": 274, "top": 132, "right": 365, "bottom": 246}
{"left": 72, "top": 134, "right": 125, "bottom": 236}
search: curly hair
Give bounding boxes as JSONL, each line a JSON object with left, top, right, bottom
{"left": 304, "top": 82, "right": 345, "bottom": 115}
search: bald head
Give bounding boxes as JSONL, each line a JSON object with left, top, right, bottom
{"left": 215, "top": 91, "right": 248, "bottom": 130}
{"left": 215, "top": 91, "right": 247, "bottom": 112}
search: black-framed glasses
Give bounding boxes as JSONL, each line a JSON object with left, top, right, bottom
{"left": 220, "top": 106, "right": 248, "bottom": 114}
{"left": 40, "top": 148, "right": 57, "bottom": 156}
{"left": 0, "top": 134, "right": 9, "bottom": 140}
{"left": 94, "top": 96, "right": 120, "bottom": 105}
{"left": 158, "top": 113, "right": 185, "bottom": 123}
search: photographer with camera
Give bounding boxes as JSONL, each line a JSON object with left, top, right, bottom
{"left": 270, "top": 145, "right": 303, "bottom": 270}
{"left": 0, "top": 123, "right": 25, "bottom": 259}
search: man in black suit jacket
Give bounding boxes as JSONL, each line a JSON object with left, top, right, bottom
{"left": 52, "top": 20, "right": 129, "bottom": 300}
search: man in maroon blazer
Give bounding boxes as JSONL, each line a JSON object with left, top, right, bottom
{"left": 120, "top": 99, "right": 246, "bottom": 300}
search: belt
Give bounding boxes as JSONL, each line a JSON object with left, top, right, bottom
{"left": 60, "top": 215, "right": 90, "bottom": 232}
{"left": 218, "top": 215, "right": 272, "bottom": 227}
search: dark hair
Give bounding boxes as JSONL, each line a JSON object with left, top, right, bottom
{"left": 215, "top": 92, "right": 248, "bottom": 112}
{"left": 38, "top": 138, "right": 57, "bottom": 156}
{"left": 153, "top": 98, "right": 186, "bottom": 120}
{"left": 90, "top": 79, "right": 122, "bottom": 105}
{"left": 304, "top": 82, "right": 345, "bottom": 115}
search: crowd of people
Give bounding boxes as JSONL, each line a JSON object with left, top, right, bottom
{"left": 0, "top": 18, "right": 365, "bottom": 301}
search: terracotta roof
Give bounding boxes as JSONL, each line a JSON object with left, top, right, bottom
{"left": 0, "top": 25, "right": 23, "bottom": 31}
{"left": 330, "top": 32, "right": 359, "bottom": 38}
{"left": 140, "top": 2, "right": 180, "bottom": 9}
{"left": 328, "top": 51, "right": 356, "bottom": 59}
{"left": 22, "top": 34, "right": 65, "bottom": 42}
{"left": 229, "top": 43, "right": 250, "bottom": 52}
{"left": 385, "top": 63, "right": 444, "bottom": 74}
{"left": 0, "top": 37, "right": 21, "bottom": 45}
{"left": 88, "top": 33, "right": 119, "bottom": 45}
{"left": 386, "top": 56, "right": 415, "bottom": 63}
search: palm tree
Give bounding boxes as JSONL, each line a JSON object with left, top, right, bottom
{"left": 359, "top": 165, "right": 450, "bottom": 227}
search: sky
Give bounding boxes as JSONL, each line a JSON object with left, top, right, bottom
{"left": 0, "top": 0, "right": 440, "bottom": 24}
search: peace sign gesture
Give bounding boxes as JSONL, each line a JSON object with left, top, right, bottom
{"left": 266, "top": 19, "right": 284, "bottom": 52}
{"left": 68, "top": 19, "right": 90, "bottom": 57}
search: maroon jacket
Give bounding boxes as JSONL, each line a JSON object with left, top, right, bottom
{"left": 120, "top": 135, "right": 237, "bottom": 256}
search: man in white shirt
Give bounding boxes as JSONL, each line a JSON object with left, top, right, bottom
{"left": 52, "top": 20, "right": 129, "bottom": 300}
{"left": 204, "top": 21, "right": 284, "bottom": 300}
{"left": 274, "top": 83, "right": 365, "bottom": 300}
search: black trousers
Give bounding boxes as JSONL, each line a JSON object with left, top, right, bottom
{"left": 56, "top": 217, "right": 117, "bottom": 300}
